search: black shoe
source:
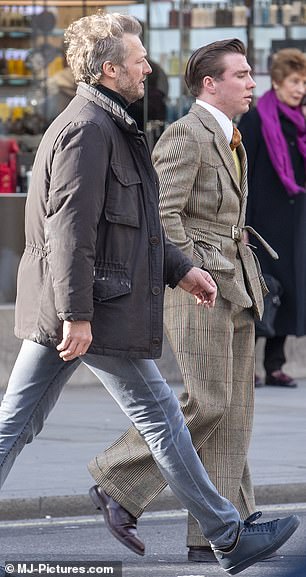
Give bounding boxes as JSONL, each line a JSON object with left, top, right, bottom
{"left": 89, "top": 485, "right": 145, "bottom": 556}
{"left": 188, "top": 546, "right": 217, "bottom": 563}
{"left": 266, "top": 370, "right": 298, "bottom": 388}
{"left": 255, "top": 374, "right": 265, "bottom": 388}
{"left": 213, "top": 511, "right": 300, "bottom": 575}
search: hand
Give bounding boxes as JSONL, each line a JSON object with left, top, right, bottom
{"left": 178, "top": 267, "right": 217, "bottom": 307}
{"left": 57, "top": 320, "right": 92, "bottom": 361}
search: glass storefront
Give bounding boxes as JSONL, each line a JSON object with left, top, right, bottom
{"left": 0, "top": 0, "right": 305, "bottom": 303}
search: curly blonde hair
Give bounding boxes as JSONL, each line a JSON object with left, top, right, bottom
{"left": 64, "top": 12, "right": 142, "bottom": 85}
{"left": 270, "top": 48, "right": 306, "bottom": 84}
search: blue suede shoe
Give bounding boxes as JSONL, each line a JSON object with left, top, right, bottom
{"left": 213, "top": 511, "right": 300, "bottom": 575}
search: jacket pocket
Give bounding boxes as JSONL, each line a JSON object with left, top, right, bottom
{"left": 193, "top": 241, "right": 235, "bottom": 275}
{"left": 93, "top": 264, "right": 132, "bottom": 302}
{"left": 105, "top": 163, "right": 141, "bottom": 228}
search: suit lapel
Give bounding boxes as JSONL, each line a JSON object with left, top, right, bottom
{"left": 213, "top": 131, "right": 242, "bottom": 194}
{"left": 191, "top": 104, "right": 245, "bottom": 197}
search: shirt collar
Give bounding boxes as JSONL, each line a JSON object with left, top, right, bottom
{"left": 196, "top": 99, "right": 233, "bottom": 144}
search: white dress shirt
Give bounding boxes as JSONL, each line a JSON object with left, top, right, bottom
{"left": 195, "top": 99, "right": 233, "bottom": 144}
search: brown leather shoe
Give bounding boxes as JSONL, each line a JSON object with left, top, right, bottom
{"left": 266, "top": 370, "right": 298, "bottom": 388}
{"left": 89, "top": 485, "right": 145, "bottom": 556}
{"left": 188, "top": 546, "right": 217, "bottom": 563}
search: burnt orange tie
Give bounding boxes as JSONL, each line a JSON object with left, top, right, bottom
{"left": 230, "top": 126, "right": 242, "bottom": 150}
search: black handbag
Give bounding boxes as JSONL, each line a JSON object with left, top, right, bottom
{"left": 255, "top": 274, "right": 282, "bottom": 338}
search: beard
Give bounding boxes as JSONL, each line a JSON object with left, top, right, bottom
{"left": 115, "top": 67, "right": 145, "bottom": 104}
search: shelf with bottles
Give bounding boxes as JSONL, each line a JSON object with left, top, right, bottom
{"left": 0, "top": 76, "right": 34, "bottom": 87}
{"left": 0, "top": 94, "right": 45, "bottom": 140}
{"left": 0, "top": 5, "right": 71, "bottom": 96}
{"left": 0, "top": 27, "right": 65, "bottom": 38}
{"left": 0, "top": 27, "right": 32, "bottom": 38}
{"left": 0, "top": 5, "right": 32, "bottom": 28}
{"left": 0, "top": 19, "right": 66, "bottom": 92}
{"left": 149, "top": 0, "right": 250, "bottom": 30}
{"left": 0, "top": 4, "right": 69, "bottom": 33}
{"left": 152, "top": 0, "right": 306, "bottom": 29}
{"left": 150, "top": 26, "right": 247, "bottom": 81}
{"left": 149, "top": 24, "right": 252, "bottom": 30}
{"left": 0, "top": 39, "right": 67, "bottom": 96}
{"left": 0, "top": 46, "right": 31, "bottom": 77}
{"left": 253, "top": 21, "right": 306, "bottom": 75}
{"left": 253, "top": 0, "right": 306, "bottom": 27}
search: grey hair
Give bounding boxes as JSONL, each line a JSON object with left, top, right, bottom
{"left": 64, "top": 11, "right": 142, "bottom": 85}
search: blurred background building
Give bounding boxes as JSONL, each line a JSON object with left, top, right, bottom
{"left": 0, "top": 0, "right": 305, "bottom": 381}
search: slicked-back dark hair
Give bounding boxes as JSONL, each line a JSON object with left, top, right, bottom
{"left": 185, "top": 38, "right": 246, "bottom": 97}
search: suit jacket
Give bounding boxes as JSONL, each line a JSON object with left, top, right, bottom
{"left": 152, "top": 102, "right": 265, "bottom": 318}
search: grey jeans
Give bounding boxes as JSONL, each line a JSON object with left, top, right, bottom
{"left": 0, "top": 340, "right": 240, "bottom": 548}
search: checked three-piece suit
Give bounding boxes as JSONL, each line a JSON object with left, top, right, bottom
{"left": 88, "top": 103, "right": 270, "bottom": 547}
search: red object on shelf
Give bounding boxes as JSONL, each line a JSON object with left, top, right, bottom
{"left": 0, "top": 138, "right": 19, "bottom": 193}
{"left": 0, "top": 163, "right": 13, "bottom": 193}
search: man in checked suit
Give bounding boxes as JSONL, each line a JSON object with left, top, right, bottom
{"left": 88, "top": 38, "right": 278, "bottom": 561}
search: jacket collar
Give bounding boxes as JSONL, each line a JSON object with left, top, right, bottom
{"left": 76, "top": 82, "right": 139, "bottom": 134}
{"left": 93, "top": 83, "right": 128, "bottom": 109}
{"left": 195, "top": 99, "right": 233, "bottom": 144}
{"left": 189, "top": 102, "right": 247, "bottom": 197}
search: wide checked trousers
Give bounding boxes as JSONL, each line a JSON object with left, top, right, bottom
{"left": 88, "top": 287, "right": 256, "bottom": 547}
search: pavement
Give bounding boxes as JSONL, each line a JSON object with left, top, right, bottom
{"left": 0, "top": 378, "right": 305, "bottom": 521}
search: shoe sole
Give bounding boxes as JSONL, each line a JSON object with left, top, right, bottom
{"left": 89, "top": 486, "right": 145, "bottom": 556}
{"left": 225, "top": 515, "right": 300, "bottom": 575}
{"left": 188, "top": 551, "right": 218, "bottom": 563}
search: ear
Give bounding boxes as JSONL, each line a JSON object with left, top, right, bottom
{"left": 203, "top": 75, "right": 216, "bottom": 94}
{"left": 102, "top": 60, "right": 117, "bottom": 78}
